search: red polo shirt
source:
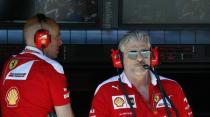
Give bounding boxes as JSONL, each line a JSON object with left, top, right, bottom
{"left": 0, "top": 46, "right": 70, "bottom": 117}
{"left": 89, "top": 72, "right": 193, "bottom": 117}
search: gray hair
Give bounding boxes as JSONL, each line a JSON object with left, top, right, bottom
{"left": 118, "top": 31, "right": 151, "bottom": 52}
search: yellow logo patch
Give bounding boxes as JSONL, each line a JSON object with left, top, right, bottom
{"left": 9, "top": 59, "right": 18, "bottom": 70}
{"left": 5, "top": 87, "right": 19, "bottom": 107}
{"left": 154, "top": 95, "right": 159, "bottom": 103}
{"left": 114, "top": 97, "right": 125, "bottom": 107}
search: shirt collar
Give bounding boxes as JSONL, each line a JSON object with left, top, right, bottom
{"left": 22, "top": 46, "right": 44, "bottom": 55}
{"left": 120, "top": 70, "right": 157, "bottom": 88}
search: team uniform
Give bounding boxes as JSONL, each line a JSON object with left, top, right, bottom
{"left": 0, "top": 46, "right": 70, "bottom": 117}
{"left": 89, "top": 72, "right": 193, "bottom": 117}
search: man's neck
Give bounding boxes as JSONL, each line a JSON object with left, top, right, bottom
{"left": 128, "top": 72, "right": 151, "bottom": 102}
{"left": 126, "top": 71, "right": 150, "bottom": 87}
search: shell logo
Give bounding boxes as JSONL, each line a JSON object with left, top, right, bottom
{"left": 5, "top": 87, "right": 20, "bottom": 107}
{"left": 114, "top": 97, "right": 125, "bottom": 107}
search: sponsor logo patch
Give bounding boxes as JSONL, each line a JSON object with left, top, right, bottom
{"left": 8, "top": 73, "right": 26, "bottom": 77}
{"left": 156, "top": 95, "right": 172, "bottom": 108}
{"left": 112, "top": 95, "right": 136, "bottom": 109}
{"left": 154, "top": 95, "right": 159, "bottom": 103}
{"left": 5, "top": 87, "right": 20, "bottom": 107}
{"left": 6, "top": 61, "right": 34, "bottom": 80}
{"left": 9, "top": 59, "right": 18, "bottom": 70}
{"left": 152, "top": 93, "right": 161, "bottom": 108}
{"left": 64, "top": 92, "right": 70, "bottom": 99}
{"left": 114, "top": 97, "right": 125, "bottom": 107}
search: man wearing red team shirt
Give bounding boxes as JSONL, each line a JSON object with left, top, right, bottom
{"left": 0, "top": 14, "right": 74, "bottom": 117}
{"left": 89, "top": 31, "right": 193, "bottom": 117}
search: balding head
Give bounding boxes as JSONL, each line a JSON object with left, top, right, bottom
{"left": 23, "top": 14, "right": 58, "bottom": 47}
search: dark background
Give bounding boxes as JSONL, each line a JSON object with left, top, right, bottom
{"left": 0, "top": 0, "right": 210, "bottom": 116}
{"left": 0, "top": 44, "right": 210, "bottom": 116}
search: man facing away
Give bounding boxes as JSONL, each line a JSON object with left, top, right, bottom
{"left": 0, "top": 14, "right": 74, "bottom": 117}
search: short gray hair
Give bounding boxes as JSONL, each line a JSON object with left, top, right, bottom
{"left": 118, "top": 31, "right": 151, "bottom": 52}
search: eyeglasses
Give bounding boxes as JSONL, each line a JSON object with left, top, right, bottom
{"left": 126, "top": 49, "right": 151, "bottom": 60}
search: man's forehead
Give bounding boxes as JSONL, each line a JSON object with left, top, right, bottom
{"left": 125, "top": 40, "right": 149, "bottom": 49}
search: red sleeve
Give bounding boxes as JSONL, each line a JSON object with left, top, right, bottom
{"left": 175, "top": 84, "right": 193, "bottom": 117}
{"left": 48, "top": 68, "right": 70, "bottom": 106}
{"left": 89, "top": 87, "right": 110, "bottom": 117}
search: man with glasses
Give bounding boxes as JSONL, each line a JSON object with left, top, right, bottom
{"left": 89, "top": 31, "right": 193, "bottom": 117}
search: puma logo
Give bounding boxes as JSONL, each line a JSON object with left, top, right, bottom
{"left": 112, "top": 85, "right": 119, "bottom": 90}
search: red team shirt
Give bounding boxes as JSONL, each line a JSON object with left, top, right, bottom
{"left": 89, "top": 72, "right": 193, "bottom": 117}
{"left": 0, "top": 46, "right": 70, "bottom": 117}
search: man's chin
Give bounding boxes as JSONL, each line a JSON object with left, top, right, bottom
{"left": 135, "top": 66, "right": 146, "bottom": 70}
{"left": 133, "top": 70, "right": 147, "bottom": 76}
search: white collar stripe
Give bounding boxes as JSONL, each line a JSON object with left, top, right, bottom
{"left": 21, "top": 46, "right": 64, "bottom": 74}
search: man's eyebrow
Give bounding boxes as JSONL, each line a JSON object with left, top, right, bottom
{"left": 141, "top": 49, "right": 150, "bottom": 51}
{"left": 127, "top": 50, "right": 138, "bottom": 52}
{"left": 128, "top": 50, "right": 138, "bottom": 52}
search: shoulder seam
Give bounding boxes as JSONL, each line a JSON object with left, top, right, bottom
{"left": 94, "top": 75, "right": 119, "bottom": 95}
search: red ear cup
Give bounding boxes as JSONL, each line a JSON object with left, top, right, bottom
{"left": 151, "top": 47, "right": 159, "bottom": 67}
{"left": 34, "top": 29, "right": 51, "bottom": 49}
{"left": 111, "top": 49, "right": 123, "bottom": 68}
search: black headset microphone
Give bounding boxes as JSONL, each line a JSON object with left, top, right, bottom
{"left": 143, "top": 64, "right": 179, "bottom": 117}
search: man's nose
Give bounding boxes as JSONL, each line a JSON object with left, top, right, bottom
{"left": 136, "top": 53, "right": 143, "bottom": 61}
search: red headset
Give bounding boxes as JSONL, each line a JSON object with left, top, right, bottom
{"left": 34, "top": 14, "right": 51, "bottom": 49}
{"left": 111, "top": 49, "right": 123, "bottom": 68}
{"left": 111, "top": 46, "right": 159, "bottom": 68}
{"left": 151, "top": 47, "right": 159, "bottom": 67}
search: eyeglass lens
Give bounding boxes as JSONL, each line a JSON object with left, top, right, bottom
{"left": 127, "top": 50, "right": 150, "bottom": 60}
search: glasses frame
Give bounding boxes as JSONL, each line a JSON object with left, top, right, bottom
{"left": 126, "top": 49, "right": 151, "bottom": 60}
